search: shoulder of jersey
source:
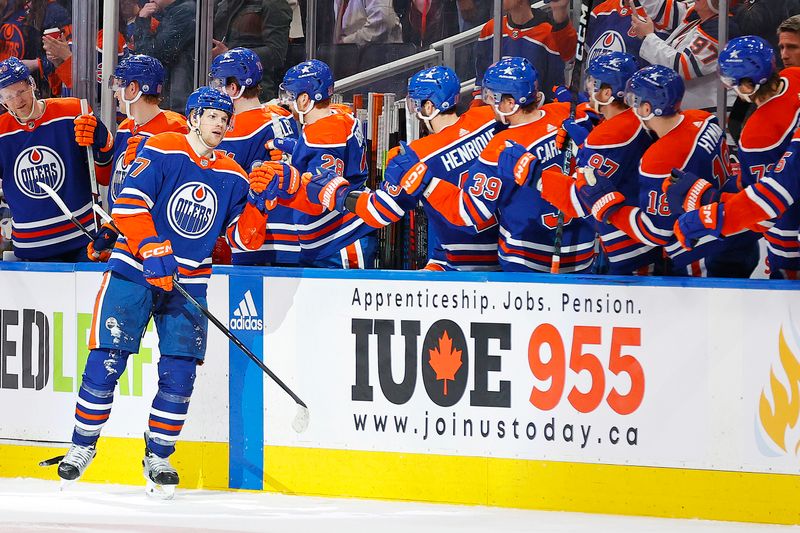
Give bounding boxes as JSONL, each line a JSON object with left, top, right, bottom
{"left": 264, "top": 103, "right": 291, "bottom": 118}
{"left": 211, "top": 149, "right": 248, "bottom": 176}
{"left": 740, "top": 71, "right": 800, "bottom": 151}
{"left": 593, "top": 0, "right": 623, "bottom": 16}
{"left": 42, "top": 96, "right": 82, "bottom": 119}
{"left": 585, "top": 108, "right": 642, "bottom": 148}
{"left": 408, "top": 106, "right": 496, "bottom": 158}
{"left": 479, "top": 18, "right": 495, "bottom": 38}
{"left": 229, "top": 106, "right": 273, "bottom": 136}
{"left": 161, "top": 110, "right": 188, "bottom": 131}
{"left": 140, "top": 131, "right": 187, "bottom": 153}
{"left": 639, "top": 112, "right": 710, "bottom": 176}
{"left": 303, "top": 111, "right": 356, "bottom": 146}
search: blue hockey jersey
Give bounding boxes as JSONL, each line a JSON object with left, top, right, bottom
{"left": 0, "top": 98, "right": 98, "bottom": 259}
{"left": 217, "top": 104, "right": 301, "bottom": 266}
{"left": 290, "top": 107, "right": 370, "bottom": 264}
{"left": 425, "top": 102, "right": 597, "bottom": 273}
{"left": 109, "top": 132, "right": 251, "bottom": 296}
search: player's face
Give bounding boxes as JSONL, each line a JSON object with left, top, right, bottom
{"left": 779, "top": 31, "right": 800, "bottom": 68}
{"left": 0, "top": 80, "right": 34, "bottom": 117}
{"left": 195, "top": 109, "right": 231, "bottom": 147}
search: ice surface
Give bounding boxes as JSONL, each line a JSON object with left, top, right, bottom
{"left": 0, "top": 478, "right": 797, "bottom": 533}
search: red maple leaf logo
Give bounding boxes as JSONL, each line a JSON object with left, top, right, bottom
{"left": 428, "top": 330, "right": 462, "bottom": 395}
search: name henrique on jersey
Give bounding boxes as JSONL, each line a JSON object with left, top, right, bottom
{"left": 349, "top": 105, "right": 501, "bottom": 271}
{"left": 0, "top": 98, "right": 99, "bottom": 259}
{"left": 290, "top": 108, "right": 370, "bottom": 263}
{"left": 426, "top": 102, "right": 597, "bottom": 273}
{"left": 109, "top": 132, "right": 250, "bottom": 296}
{"left": 217, "top": 104, "right": 301, "bottom": 265}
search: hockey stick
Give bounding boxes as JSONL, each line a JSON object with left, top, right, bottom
{"left": 551, "top": 0, "right": 595, "bottom": 274}
{"left": 37, "top": 181, "right": 96, "bottom": 240}
{"left": 92, "top": 205, "right": 310, "bottom": 433}
{"left": 80, "top": 99, "right": 102, "bottom": 231}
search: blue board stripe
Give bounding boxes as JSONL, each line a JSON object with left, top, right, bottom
{"left": 228, "top": 275, "right": 264, "bottom": 490}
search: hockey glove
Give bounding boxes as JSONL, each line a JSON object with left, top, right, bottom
{"left": 383, "top": 142, "right": 421, "bottom": 184}
{"left": 87, "top": 223, "right": 119, "bottom": 262}
{"left": 247, "top": 163, "right": 278, "bottom": 212}
{"left": 306, "top": 170, "right": 354, "bottom": 212}
{"left": 674, "top": 202, "right": 724, "bottom": 250}
{"left": 498, "top": 141, "right": 540, "bottom": 187}
{"left": 260, "top": 161, "right": 300, "bottom": 199}
{"left": 124, "top": 135, "right": 143, "bottom": 167}
{"left": 139, "top": 237, "right": 179, "bottom": 291}
{"left": 552, "top": 85, "right": 589, "bottom": 104}
{"left": 662, "top": 168, "right": 719, "bottom": 217}
{"left": 555, "top": 118, "right": 590, "bottom": 150}
{"left": 575, "top": 168, "right": 625, "bottom": 223}
{"left": 74, "top": 113, "right": 112, "bottom": 151}
{"left": 266, "top": 137, "right": 297, "bottom": 161}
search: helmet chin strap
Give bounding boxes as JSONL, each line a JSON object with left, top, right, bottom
{"left": 190, "top": 111, "right": 217, "bottom": 152}
{"left": 416, "top": 108, "right": 440, "bottom": 133}
{"left": 231, "top": 85, "right": 246, "bottom": 101}
{"left": 293, "top": 99, "right": 314, "bottom": 125}
{"left": 121, "top": 89, "right": 143, "bottom": 120}
{"left": 734, "top": 85, "right": 759, "bottom": 103}
{"left": 591, "top": 92, "right": 614, "bottom": 112}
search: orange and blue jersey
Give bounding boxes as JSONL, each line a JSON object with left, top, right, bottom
{"left": 349, "top": 105, "right": 501, "bottom": 271}
{"left": 587, "top": 0, "right": 663, "bottom": 65}
{"left": 108, "top": 110, "right": 188, "bottom": 207}
{"left": 576, "top": 108, "right": 657, "bottom": 274}
{"left": 291, "top": 108, "right": 370, "bottom": 263}
{"left": 605, "top": 110, "right": 744, "bottom": 276}
{"left": 426, "top": 102, "right": 597, "bottom": 273}
{"left": 109, "top": 132, "right": 251, "bottom": 296}
{"left": 218, "top": 104, "right": 301, "bottom": 265}
{"left": 475, "top": 14, "right": 576, "bottom": 101}
{"left": 737, "top": 68, "right": 800, "bottom": 277}
{"left": 0, "top": 98, "right": 107, "bottom": 259}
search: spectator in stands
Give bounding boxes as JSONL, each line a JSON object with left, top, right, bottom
{"left": 779, "top": 15, "right": 800, "bottom": 68}
{"left": 734, "top": 0, "right": 800, "bottom": 67}
{"left": 0, "top": 1, "right": 35, "bottom": 64}
{"left": 456, "top": 0, "right": 491, "bottom": 32}
{"left": 332, "top": 0, "right": 402, "bottom": 46}
{"left": 133, "top": 0, "right": 196, "bottom": 113}
{"left": 212, "top": 0, "right": 293, "bottom": 101}
{"left": 630, "top": 0, "right": 738, "bottom": 111}
{"left": 398, "top": 0, "right": 460, "bottom": 48}
{"left": 474, "top": 0, "right": 576, "bottom": 102}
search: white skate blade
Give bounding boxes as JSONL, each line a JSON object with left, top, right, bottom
{"left": 145, "top": 478, "right": 176, "bottom": 500}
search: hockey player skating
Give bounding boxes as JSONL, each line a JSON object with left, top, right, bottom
{"left": 88, "top": 54, "right": 188, "bottom": 262}
{"left": 210, "top": 46, "right": 301, "bottom": 266}
{"left": 388, "top": 57, "right": 597, "bottom": 273}
{"left": 574, "top": 64, "right": 757, "bottom": 277}
{"left": 0, "top": 57, "right": 114, "bottom": 261}
{"left": 515, "top": 52, "right": 661, "bottom": 274}
{"left": 56, "top": 87, "right": 271, "bottom": 499}
{"left": 297, "top": 65, "right": 501, "bottom": 271}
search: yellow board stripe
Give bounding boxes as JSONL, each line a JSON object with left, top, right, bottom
{"left": 3, "top": 441, "right": 800, "bottom": 526}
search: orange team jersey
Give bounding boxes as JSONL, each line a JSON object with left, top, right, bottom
{"left": 475, "top": 15, "right": 577, "bottom": 101}
{"left": 425, "top": 102, "right": 597, "bottom": 273}
{"left": 347, "top": 105, "right": 501, "bottom": 270}
{"left": 217, "top": 104, "right": 302, "bottom": 266}
{"left": 108, "top": 110, "right": 188, "bottom": 207}
{"left": 736, "top": 68, "right": 800, "bottom": 276}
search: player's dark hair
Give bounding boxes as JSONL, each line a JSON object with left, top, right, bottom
{"left": 142, "top": 94, "right": 161, "bottom": 105}
{"left": 225, "top": 76, "right": 262, "bottom": 100}
{"left": 752, "top": 72, "right": 783, "bottom": 101}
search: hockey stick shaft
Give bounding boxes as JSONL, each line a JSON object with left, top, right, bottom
{"left": 80, "top": 99, "right": 101, "bottom": 230}
{"left": 552, "top": 0, "right": 595, "bottom": 274}
{"left": 91, "top": 205, "right": 309, "bottom": 411}
{"left": 37, "top": 181, "right": 95, "bottom": 240}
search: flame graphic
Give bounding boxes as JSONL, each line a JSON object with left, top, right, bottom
{"left": 30, "top": 149, "right": 42, "bottom": 164}
{"left": 193, "top": 186, "right": 206, "bottom": 201}
{"left": 759, "top": 326, "right": 800, "bottom": 455}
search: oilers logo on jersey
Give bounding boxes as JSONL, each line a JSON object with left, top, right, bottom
{"left": 166, "top": 183, "right": 218, "bottom": 239}
{"left": 14, "top": 146, "right": 65, "bottom": 199}
{"left": 110, "top": 157, "right": 129, "bottom": 202}
{"left": 589, "top": 30, "right": 629, "bottom": 62}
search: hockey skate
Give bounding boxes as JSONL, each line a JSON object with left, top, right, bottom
{"left": 143, "top": 434, "right": 179, "bottom": 500}
{"left": 57, "top": 444, "right": 96, "bottom": 488}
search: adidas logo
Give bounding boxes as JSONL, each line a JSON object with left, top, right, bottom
{"left": 459, "top": 128, "right": 469, "bottom": 136}
{"left": 547, "top": 124, "right": 557, "bottom": 132}
{"left": 229, "top": 290, "right": 264, "bottom": 331}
